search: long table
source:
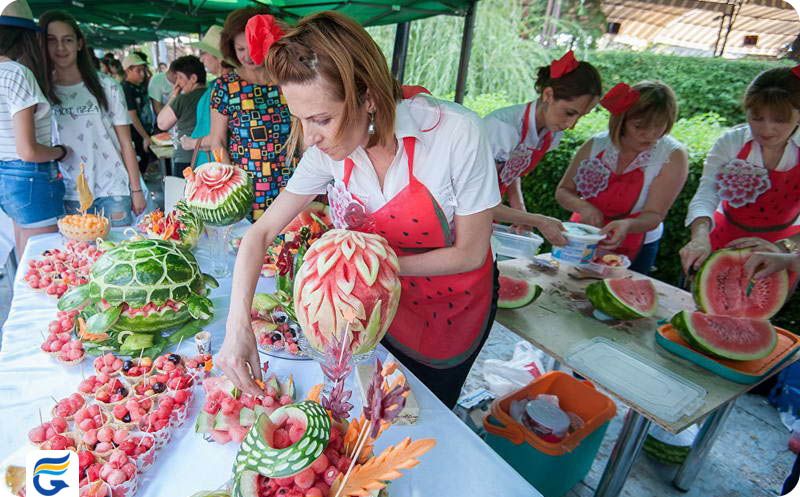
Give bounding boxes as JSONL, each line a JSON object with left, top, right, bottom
{"left": 0, "top": 233, "right": 541, "bottom": 497}
{"left": 496, "top": 257, "right": 797, "bottom": 497}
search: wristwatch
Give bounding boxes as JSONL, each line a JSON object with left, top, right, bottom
{"left": 776, "top": 238, "right": 799, "bottom": 254}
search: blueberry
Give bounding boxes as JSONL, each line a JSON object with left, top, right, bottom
{"left": 116, "top": 387, "right": 128, "bottom": 396}
{"left": 272, "top": 310, "right": 288, "bottom": 324}
{"left": 287, "top": 323, "right": 300, "bottom": 339}
{"left": 122, "top": 413, "right": 131, "bottom": 423}
{"left": 168, "top": 353, "right": 181, "bottom": 364}
{"left": 270, "top": 331, "right": 283, "bottom": 343}
{"left": 122, "top": 360, "right": 133, "bottom": 372}
{"left": 152, "top": 382, "right": 166, "bottom": 393}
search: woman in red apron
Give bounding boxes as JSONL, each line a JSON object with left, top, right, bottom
{"left": 218, "top": 12, "right": 500, "bottom": 408}
{"left": 555, "top": 81, "right": 689, "bottom": 274}
{"left": 485, "top": 51, "right": 601, "bottom": 245}
{"left": 682, "top": 67, "right": 800, "bottom": 274}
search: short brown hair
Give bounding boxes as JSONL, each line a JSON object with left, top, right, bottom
{"left": 608, "top": 81, "right": 678, "bottom": 147}
{"left": 744, "top": 67, "right": 800, "bottom": 122}
{"left": 220, "top": 7, "right": 274, "bottom": 67}
{"left": 266, "top": 11, "right": 401, "bottom": 151}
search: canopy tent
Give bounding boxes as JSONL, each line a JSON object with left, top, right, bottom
{"left": 600, "top": 0, "right": 799, "bottom": 57}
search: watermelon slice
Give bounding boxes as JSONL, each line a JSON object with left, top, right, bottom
{"left": 670, "top": 310, "right": 777, "bottom": 361}
{"left": 693, "top": 248, "right": 788, "bottom": 319}
{"left": 498, "top": 275, "right": 542, "bottom": 309}
{"left": 586, "top": 278, "right": 658, "bottom": 319}
{"left": 281, "top": 201, "right": 330, "bottom": 234}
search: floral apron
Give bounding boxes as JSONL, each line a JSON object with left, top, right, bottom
{"left": 327, "top": 136, "right": 495, "bottom": 368}
{"left": 569, "top": 150, "right": 647, "bottom": 259}
{"left": 496, "top": 102, "right": 553, "bottom": 196}
{"left": 710, "top": 140, "right": 800, "bottom": 249}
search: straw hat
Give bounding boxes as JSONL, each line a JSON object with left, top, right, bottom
{"left": 122, "top": 53, "right": 147, "bottom": 70}
{"left": 190, "top": 25, "right": 224, "bottom": 60}
{"left": 0, "top": 0, "right": 39, "bottom": 31}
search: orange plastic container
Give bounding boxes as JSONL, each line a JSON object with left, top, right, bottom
{"left": 483, "top": 371, "right": 616, "bottom": 496}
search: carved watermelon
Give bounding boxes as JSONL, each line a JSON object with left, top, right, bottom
{"left": 281, "top": 201, "right": 330, "bottom": 234}
{"left": 586, "top": 278, "right": 658, "bottom": 319}
{"left": 498, "top": 275, "right": 542, "bottom": 309}
{"left": 693, "top": 248, "right": 788, "bottom": 319}
{"left": 293, "top": 230, "right": 402, "bottom": 355}
{"left": 183, "top": 163, "right": 254, "bottom": 226}
{"left": 670, "top": 310, "right": 777, "bottom": 361}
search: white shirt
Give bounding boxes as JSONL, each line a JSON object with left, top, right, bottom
{"left": 0, "top": 61, "right": 51, "bottom": 161}
{"left": 483, "top": 99, "right": 563, "bottom": 163}
{"left": 286, "top": 94, "right": 501, "bottom": 226}
{"left": 147, "top": 72, "right": 173, "bottom": 105}
{"left": 53, "top": 74, "right": 132, "bottom": 200}
{"left": 686, "top": 123, "right": 800, "bottom": 228}
{"left": 588, "top": 131, "right": 685, "bottom": 243}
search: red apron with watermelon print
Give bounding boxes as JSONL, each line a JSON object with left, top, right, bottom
{"left": 496, "top": 101, "right": 553, "bottom": 196}
{"left": 570, "top": 150, "right": 647, "bottom": 259}
{"left": 710, "top": 141, "right": 800, "bottom": 250}
{"left": 334, "top": 135, "right": 495, "bottom": 368}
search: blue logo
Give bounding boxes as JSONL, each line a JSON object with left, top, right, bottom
{"left": 32, "top": 454, "right": 71, "bottom": 496}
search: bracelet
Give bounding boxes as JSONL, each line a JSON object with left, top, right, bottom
{"left": 130, "top": 188, "right": 143, "bottom": 193}
{"left": 54, "top": 145, "right": 67, "bottom": 161}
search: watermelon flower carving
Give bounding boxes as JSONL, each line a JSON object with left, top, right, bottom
{"left": 715, "top": 159, "right": 771, "bottom": 208}
{"left": 498, "top": 144, "right": 533, "bottom": 187}
{"left": 326, "top": 181, "right": 373, "bottom": 231}
{"left": 575, "top": 157, "right": 611, "bottom": 199}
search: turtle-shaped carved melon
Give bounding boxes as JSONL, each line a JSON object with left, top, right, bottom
{"left": 58, "top": 239, "right": 218, "bottom": 333}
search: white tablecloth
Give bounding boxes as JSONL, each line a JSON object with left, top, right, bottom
{"left": 0, "top": 232, "right": 540, "bottom": 497}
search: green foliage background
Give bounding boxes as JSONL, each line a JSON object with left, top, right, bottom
{"left": 367, "top": 0, "right": 798, "bottom": 327}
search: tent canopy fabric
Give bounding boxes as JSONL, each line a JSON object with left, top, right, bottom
{"left": 30, "top": 0, "right": 474, "bottom": 48}
{"left": 601, "top": 0, "right": 799, "bottom": 57}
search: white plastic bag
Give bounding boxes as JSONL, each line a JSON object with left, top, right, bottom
{"left": 482, "top": 341, "right": 549, "bottom": 397}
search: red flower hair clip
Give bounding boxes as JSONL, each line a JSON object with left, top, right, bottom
{"left": 600, "top": 83, "right": 641, "bottom": 115}
{"left": 792, "top": 65, "right": 800, "bottom": 80}
{"left": 246, "top": 14, "right": 285, "bottom": 66}
{"left": 550, "top": 50, "right": 580, "bottom": 79}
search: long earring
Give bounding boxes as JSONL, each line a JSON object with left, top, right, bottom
{"left": 367, "top": 112, "right": 376, "bottom": 136}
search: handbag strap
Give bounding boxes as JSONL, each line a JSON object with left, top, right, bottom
{"left": 189, "top": 137, "right": 203, "bottom": 169}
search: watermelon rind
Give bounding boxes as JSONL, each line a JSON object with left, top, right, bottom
{"left": 693, "top": 248, "right": 789, "bottom": 319}
{"left": 115, "top": 305, "right": 191, "bottom": 333}
{"left": 586, "top": 279, "right": 657, "bottom": 320}
{"left": 185, "top": 163, "right": 254, "bottom": 226}
{"left": 233, "top": 400, "right": 330, "bottom": 480}
{"left": 670, "top": 310, "right": 777, "bottom": 361}
{"left": 498, "top": 277, "right": 542, "bottom": 309}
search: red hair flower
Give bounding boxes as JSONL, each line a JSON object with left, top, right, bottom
{"left": 792, "top": 65, "right": 800, "bottom": 80}
{"left": 550, "top": 50, "right": 579, "bottom": 79}
{"left": 246, "top": 14, "right": 285, "bottom": 66}
{"left": 600, "top": 83, "right": 641, "bottom": 115}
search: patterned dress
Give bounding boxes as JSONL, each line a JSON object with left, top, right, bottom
{"left": 210, "top": 72, "right": 294, "bottom": 220}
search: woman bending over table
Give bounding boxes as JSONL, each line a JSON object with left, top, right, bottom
{"left": 218, "top": 12, "right": 501, "bottom": 408}
{"left": 555, "top": 81, "right": 689, "bottom": 274}
{"left": 681, "top": 67, "right": 800, "bottom": 274}
{"left": 485, "top": 51, "right": 601, "bottom": 246}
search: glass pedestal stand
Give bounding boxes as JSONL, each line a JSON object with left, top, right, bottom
{"left": 298, "top": 332, "right": 375, "bottom": 395}
{"left": 205, "top": 224, "right": 234, "bottom": 278}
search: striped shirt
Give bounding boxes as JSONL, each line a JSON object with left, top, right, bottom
{"left": 0, "top": 61, "right": 51, "bottom": 161}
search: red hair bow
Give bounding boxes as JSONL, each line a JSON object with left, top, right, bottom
{"left": 246, "top": 14, "right": 285, "bottom": 66}
{"left": 792, "top": 65, "right": 800, "bottom": 80}
{"left": 600, "top": 83, "right": 641, "bottom": 115}
{"left": 550, "top": 50, "right": 580, "bottom": 79}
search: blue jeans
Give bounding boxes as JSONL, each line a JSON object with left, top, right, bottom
{"left": 64, "top": 196, "right": 134, "bottom": 227}
{"left": 0, "top": 160, "right": 65, "bottom": 227}
{"left": 630, "top": 239, "right": 660, "bottom": 275}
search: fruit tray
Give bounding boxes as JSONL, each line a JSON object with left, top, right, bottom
{"left": 656, "top": 324, "right": 800, "bottom": 384}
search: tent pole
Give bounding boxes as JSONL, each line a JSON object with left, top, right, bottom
{"left": 454, "top": 1, "right": 477, "bottom": 104}
{"left": 391, "top": 21, "right": 411, "bottom": 84}
{"left": 719, "top": 0, "right": 742, "bottom": 57}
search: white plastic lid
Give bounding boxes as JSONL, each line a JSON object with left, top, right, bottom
{"left": 566, "top": 338, "right": 706, "bottom": 423}
{"left": 563, "top": 222, "right": 606, "bottom": 242}
{"left": 525, "top": 399, "right": 571, "bottom": 436}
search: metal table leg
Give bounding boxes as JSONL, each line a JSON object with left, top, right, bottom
{"left": 594, "top": 409, "right": 651, "bottom": 497}
{"left": 673, "top": 400, "right": 735, "bottom": 491}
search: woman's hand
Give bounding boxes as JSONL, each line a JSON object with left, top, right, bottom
{"left": 217, "top": 316, "right": 263, "bottom": 396}
{"left": 680, "top": 235, "right": 712, "bottom": 274}
{"left": 577, "top": 203, "right": 604, "bottom": 228}
{"left": 727, "top": 237, "right": 781, "bottom": 253}
{"left": 535, "top": 215, "right": 568, "bottom": 246}
{"left": 745, "top": 251, "right": 800, "bottom": 280}
{"left": 131, "top": 190, "right": 146, "bottom": 215}
{"left": 600, "top": 219, "right": 632, "bottom": 249}
{"left": 180, "top": 135, "right": 198, "bottom": 151}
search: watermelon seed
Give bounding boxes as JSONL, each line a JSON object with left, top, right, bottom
{"left": 413, "top": 301, "right": 419, "bottom": 305}
{"left": 425, "top": 277, "right": 431, "bottom": 282}
{"left": 390, "top": 215, "right": 396, "bottom": 219}
{"left": 425, "top": 321, "right": 429, "bottom": 327}
{"left": 402, "top": 232, "right": 409, "bottom": 236}
{"left": 437, "top": 291, "right": 442, "bottom": 296}
{"left": 447, "top": 319, "right": 452, "bottom": 325}
{"left": 448, "top": 303, "right": 454, "bottom": 309}
{"left": 409, "top": 281, "right": 416, "bottom": 287}
{"left": 422, "top": 232, "right": 429, "bottom": 236}
{"left": 416, "top": 241, "right": 422, "bottom": 245}
{"left": 380, "top": 230, "right": 386, "bottom": 234}
{"left": 448, "top": 287, "right": 453, "bottom": 292}
{"left": 465, "top": 290, "right": 471, "bottom": 295}
{"left": 426, "top": 295, "right": 432, "bottom": 300}
{"left": 412, "top": 218, "right": 419, "bottom": 223}
{"left": 433, "top": 312, "right": 437, "bottom": 318}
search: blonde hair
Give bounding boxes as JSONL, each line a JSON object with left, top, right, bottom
{"left": 265, "top": 11, "right": 401, "bottom": 159}
{"left": 608, "top": 81, "right": 678, "bottom": 147}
